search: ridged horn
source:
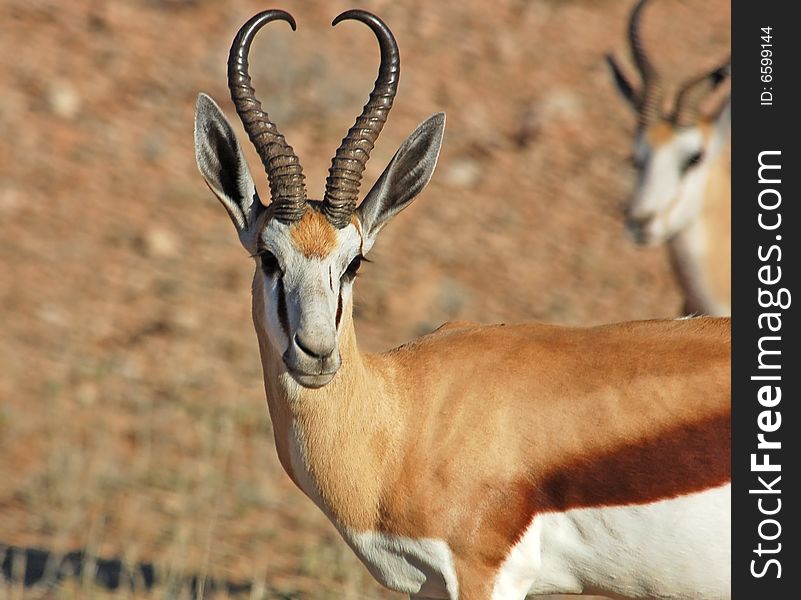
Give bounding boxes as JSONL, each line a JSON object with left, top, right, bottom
{"left": 672, "top": 58, "right": 731, "bottom": 126}
{"left": 228, "top": 10, "right": 307, "bottom": 224}
{"left": 627, "top": 0, "right": 662, "bottom": 127}
{"left": 323, "top": 10, "right": 400, "bottom": 229}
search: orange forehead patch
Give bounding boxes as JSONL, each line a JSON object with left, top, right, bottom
{"left": 645, "top": 121, "right": 676, "bottom": 145}
{"left": 290, "top": 209, "right": 338, "bottom": 259}
{"left": 647, "top": 120, "right": 713, "bottom": 146}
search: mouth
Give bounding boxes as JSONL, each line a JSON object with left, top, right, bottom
{"left": 283, "top": 363, "right": 338, "bottom": 389}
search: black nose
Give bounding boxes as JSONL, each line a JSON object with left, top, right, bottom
{"left": 625, "top": 217, "right": 650, "bottom": 245}
{"left": 627, "top": 215, "right": 645, "bottom": 230}
{"left": 294, "top": 333, "right": 331, "bottom": 360}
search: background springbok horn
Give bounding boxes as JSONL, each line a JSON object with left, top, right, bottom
{"left": 628, "top": 0, "right": 663, "bottom": 128}
{"left": 323, "top": 10, "right": 400, "bottom": 229}
{"left": 228, "top": 10, "right": 308, "bottom": 224}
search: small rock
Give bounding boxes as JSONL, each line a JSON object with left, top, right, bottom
{"left": 37, "top": 304, "right": 69, "bottom": 326}
{"left": 172, "top": 309, "right": 200, "bottom": 332}
{"left": 441, "top": 158, "right": 481, "bottom": 189}
{"left": 144, "top": 228, "right": 179, "bottom": 258}
{"left": 47, "top": 80, "right": 80, "bottom": 119}
{"left": 540, "top": 90, "right": 584, "bottom": 121}
{"left": 0, "top": 187, "right": 20, "bottom": 214}
{"left": 513, "top": 107, "right": 541, "bottom": 149}
{"left": 75, "top": 381, "right": 99, "bottom": 406}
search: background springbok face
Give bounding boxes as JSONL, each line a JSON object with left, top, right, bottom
{"left": 626, "top": 112, "right": 725, "bottom": 245}
{"left": 606, "top": 0, "right": 730, "bottom": 246}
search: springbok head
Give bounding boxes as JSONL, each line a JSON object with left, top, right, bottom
{"left": 606, "top": 0, "right": 730, "bottom": 245}
{"left": 194, "top": 10, "right": 445, "bottom": 389}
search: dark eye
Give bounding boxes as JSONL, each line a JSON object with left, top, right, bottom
{"left": 682, "top": 151, "right": 704, "bottom": 173}
{"left": 259, "top": 251, "right": 281, "bottom": 277}
{"left": 343, "top": 255, "right": 363, "bottom": 281}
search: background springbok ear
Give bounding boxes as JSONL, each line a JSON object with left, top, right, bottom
{"left": 194, "top": 93, "right": 263, "bottom": 252}
{"left": 712, "top": 95, "right": 731, "bottom": 127}
{"left": 357, "top": 112, "right": 445, "bottom": 254}
{"left": 684, "top": 61, "right": 731, "bottom": 123}
{"left": 605, "top": 54, "right": 640, "bottom": 108}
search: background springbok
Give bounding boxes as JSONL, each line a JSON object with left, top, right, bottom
{"left": 606, "top": 0, "right": 731, "bottom": 316}
{"left": 194, "top": 9, "right": 730, "bottom": 600}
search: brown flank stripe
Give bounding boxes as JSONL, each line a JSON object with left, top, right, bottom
{"left": 529, "top": 412, "right": 725, "bottom": 525}
{"left": 452, "top": 412, "right": 730, "bottom": 569}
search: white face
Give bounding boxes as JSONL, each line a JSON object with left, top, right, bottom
{"left": 627, "top": 124, "right": 710, "bottom": 245}
{"left": 195, "top": 93, "right": 445, "bottom": 390}
{"left": 255, "top": 212, "right": 364, "bottom": 389}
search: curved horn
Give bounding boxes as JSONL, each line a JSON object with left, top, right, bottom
{"left": 627, "top": 0, "right": 662, "bottom": 127}
{"left": 323, "top": 10, "right": 400, "bottom": 229}
{"left": 228, "top": 10, "right": 307, "bottom": 224}
{"left": 672, "top": 58, "right": 731, "bottom": 126}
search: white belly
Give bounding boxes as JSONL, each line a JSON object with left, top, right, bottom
{"left": 495, "top": 484, "right": 731, "bottom": 599}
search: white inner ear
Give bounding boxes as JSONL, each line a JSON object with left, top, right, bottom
{"left": 235, "top": 153, "right": 258, "bottom": 220}
{"left": 194, "top": 93, "right": 262, "bottom": 255}
{"left": 358, "top": 216, "right": 377, "bottom": 256}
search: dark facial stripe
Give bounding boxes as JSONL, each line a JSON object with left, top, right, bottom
{"left": 276, "top": 278, "right": 290, "bottom": 338}
{"left": 335, "top": 288, "right": 343, "bottom": 328}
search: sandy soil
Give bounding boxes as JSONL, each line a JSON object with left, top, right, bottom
{"left": 0, "top": 0, "right": 729, "bottom": 597}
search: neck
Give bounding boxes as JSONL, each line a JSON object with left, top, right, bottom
{"left": 251, "top": 273, "right": 400, "bottom": 530}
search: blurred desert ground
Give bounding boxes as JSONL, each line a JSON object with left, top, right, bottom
{"left": 0, "top": 0, "right": 729, "bottom": 598}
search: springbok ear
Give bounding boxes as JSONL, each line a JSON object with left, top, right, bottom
{"left": 700, "top": 61, "right": 731, "bottom": 96}
{"left": 605, "top": 54, "right": 639, "bottom": 108}
{"left": 692, "top": 62, "right": 732, "bottom": 120}
{"left": 194, "top": 93, "right": 263, "bottom": 250}
{"left": 706, "top": 94, "right": 731, "bottom": 143}
{"left": 712, "top": 95, "right": 731, "bottom": 125}
{"left": 357, "top": 112, "right": 445, "bottom": 254}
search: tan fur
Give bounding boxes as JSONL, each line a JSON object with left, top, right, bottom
{"left": 252, "top": 275, "right": 299, "bottom": 485}
{"left": 696, "top": 135, "right": 731, "bottom": 307}
{"left": 253, "top": 279, "right": 730, "bottom": 592}
{"left": 290, "top": 208, "right": 338, "bottom": 258}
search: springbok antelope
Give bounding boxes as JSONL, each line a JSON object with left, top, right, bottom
{"left": 606, "top": 0, "right": 731, "bottom": 316}
{"left": 194, "top": 9, "right": 731, "bottom": 599}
